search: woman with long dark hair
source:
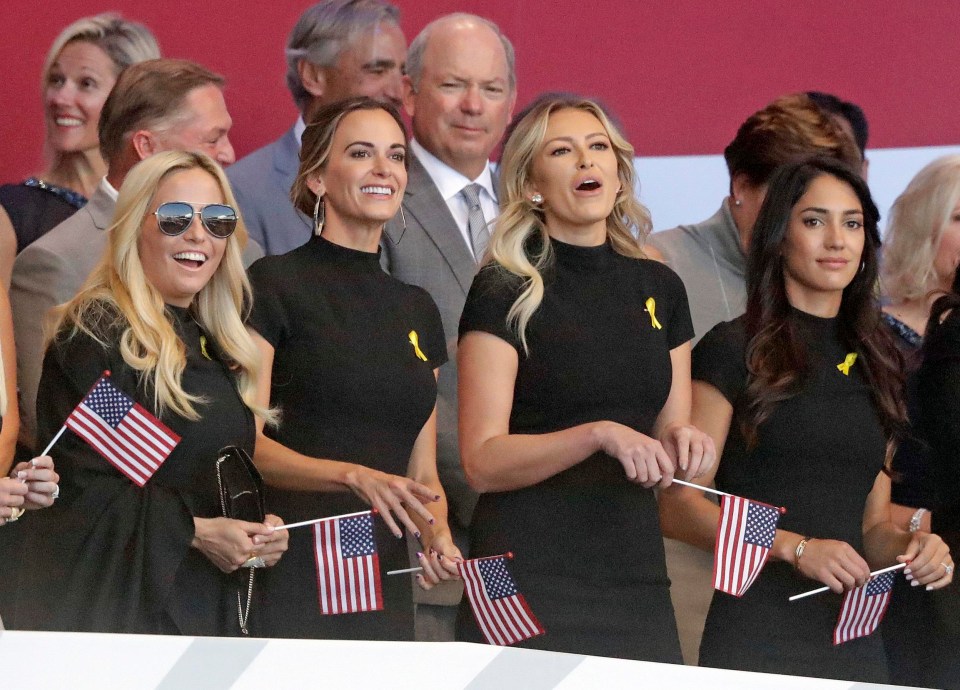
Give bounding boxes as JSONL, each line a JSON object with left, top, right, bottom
{"left": 660, "top": 156, "right": 951, "bottom": 683}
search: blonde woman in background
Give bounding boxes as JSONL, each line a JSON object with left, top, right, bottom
{"left": 456, "top": 93, "right": 714, "bottom": 660}
{"left": 0, "top": 13, "right": 159, "bottom": 285}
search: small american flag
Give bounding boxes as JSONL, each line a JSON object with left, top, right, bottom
{"left": 313, "top": 511, "right": 382, "bottom": 614}
{"left": 459, "top": 554, "right": 544, "bottom": 646}
{"left": 714, "top": 495, "right": 782, "bottom": 597}
{"left": 64, "top": 373, "right": 180, "bottom": 487}
{"left": 833, "top": 571, "right": 896, "bottom": 645}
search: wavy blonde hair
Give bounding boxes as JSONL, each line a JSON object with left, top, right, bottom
{"left": 882, "top": 154, "right": 960, "bottom": 302}
{"left": 50, "top": 151, "right": 273, "bottom": 424}
{"left": 489, "top": 93, "right": 652, "bottom": 353}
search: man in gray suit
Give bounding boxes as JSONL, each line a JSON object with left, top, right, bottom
{"left": 228, "top": 0, "right": 406, "bottom": 256}
{"left": 12, "top": 58, "right": 261, "bottom": 451}
{"left": 382, "top": 13, "right": 516, "bottom": 641}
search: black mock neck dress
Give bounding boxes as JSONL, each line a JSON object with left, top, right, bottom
{"left": 693, "top": 309, "right": 889, "bottom": 683}
{"left": 455, "top": 238, "right": 692, "bottom": 662}
{"left": 247, "top": 234, "right": 446, "bottom": 640}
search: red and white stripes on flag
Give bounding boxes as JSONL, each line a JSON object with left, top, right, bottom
{"left": 713, "top": 495, "right": 782, "bottom": 597}
{"left": 64, "top": 373, "right": 180, "bottom": 487}
{"left": 458, "top": 554, "right": 544, "bottom": 646}
{"left": 833, "top": 571, "right": 896, "bottom": 645}
{"left": 312, "top": 511, "right": 382, "bottom": 614}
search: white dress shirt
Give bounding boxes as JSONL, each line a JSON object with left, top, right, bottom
{"left": 411, "top": 139, "right": 498, "bottom": 260}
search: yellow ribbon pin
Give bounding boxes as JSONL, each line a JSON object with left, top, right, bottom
{"left": 837, "top": 352, "right": 857, "bottom": 376}
{"left": 408, "top": 330, "right": 428, "bottom": 362}
{"left": 199, "top": 334, "right": 211, "bottom": 360}
{"left": 645, "top": 297, "right": 663, "bottom": 330}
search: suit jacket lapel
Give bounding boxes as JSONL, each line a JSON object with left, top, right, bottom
{"left": 89, "top": 186, "right": 117, "bottom": 231}
{"left": 395, "top": 155, "right": 477, "bottom": 294}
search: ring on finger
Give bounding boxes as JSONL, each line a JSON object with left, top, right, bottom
{"left": 242, "top": 555, "right": 266, "bottom": 569}
{"left": 943, "top": 561, "right": 954, "bottom": 576}
{"left": 51, "top": 486, "right": 60, "bottom": 500}
{"left": 8, "top": 507, "right": 24, "bottom": 522}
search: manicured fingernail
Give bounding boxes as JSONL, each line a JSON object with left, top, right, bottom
{"left": 905, "top": 572, "right": 913, "bottom": 581}
{"left": 904, "top": 568, "right": 912, "bottom": 574}
{"left": 416, "top": 551, "right": 424, "bottom": 560}
{"left": 414, "top": 531, "right": 421, "bottom": 539}
{"left": 428, "top": 518, "right": 435, "bottom": 525}
{"left": 927, "top": 585, "right": 934, "bottom": 591}
{"left": 30, "top": 458, "right": 39, "bottom": 467}
{"left": 16, "top": 471, "right": 26, "bottom": 480}
{"left": 438, "top": 554, "right": 444, "bottom": 562}
{"left": 395, "top": 532, "right": 403, "bottom": 539}
{"left": 434, "top": 494, "right": 441, "bottom": 501}
{"left": 911, "top": 580, "right": 920, "bottom": 587}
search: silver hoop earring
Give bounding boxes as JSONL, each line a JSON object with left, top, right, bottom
{"left": 859, "top": 260, "right": 866, "bottom": 274}
{"left": 386, "top": 205, "right": 408, "bottom": 246}
{"left": 313, "top": 195, "right": 325, "bottom": 236}
{"left": 531, "top": 193, "right": 543, "bottom": 204}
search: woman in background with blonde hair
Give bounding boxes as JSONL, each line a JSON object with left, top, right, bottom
{"left": 0, "top": 13, "right": 159, "bottom": 283}
{"left": 456, "top": 93, "right": 714, "bottom": 660}
{"left": 16, "top": 150, "right": 286, "bottom": 635}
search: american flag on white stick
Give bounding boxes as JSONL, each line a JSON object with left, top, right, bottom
{"left": 459, "top": 553, "right": 544, "bottom": 646}
{"left": 64, "top": 372, "right": 180, "bottom": 487}
{"left": 833, "top": 570, "right": 896, "bottom": 645}
{"left": 313, "top": 511, "right": 382, "bottom": 614}
{"left": 713, "top": 494, "right": 783, "bottom": 597}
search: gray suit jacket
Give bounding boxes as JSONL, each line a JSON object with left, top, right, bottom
{"left": 11, "top": 187, "right": 264, "bottom": 448}
{"left": 383, "top": 154, "right": 482, "bottom": 608}
{"left": 383, "top": 155, "right": 481, "bottom": 526}
{"left": 227, "top": 126, "right": 312, "bottom": 256}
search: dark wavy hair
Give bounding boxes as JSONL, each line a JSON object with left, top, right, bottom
{"left": 741, "top": 156, "right": 905, "bottom": 446}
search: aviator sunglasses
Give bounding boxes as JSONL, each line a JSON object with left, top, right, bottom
{"left": 154, "top": 202, "right": 238, "bottom": 239}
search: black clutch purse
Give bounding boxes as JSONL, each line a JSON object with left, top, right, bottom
{"left": 215, "top": 446, "right": 265, "bottom": 635}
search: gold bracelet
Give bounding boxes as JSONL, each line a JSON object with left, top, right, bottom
{"left": 794, "top": 537, "right": 811, "bottom": 568}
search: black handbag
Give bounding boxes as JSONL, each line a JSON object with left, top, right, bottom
{"left": 215, "top": 446, "right": 265, "bottom": 635}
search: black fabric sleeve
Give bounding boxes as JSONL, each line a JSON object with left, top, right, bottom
{"left": 648, "top": 260, "right": 695, "bottom": 349}
{"left": 26, "top": 326, "right": 195, "bottom": 633}
{"left": 246, "top": 256, "right": 290, "bottom": 348}
{"left": 411, "top": 287, "right": 448, "bottom": 369}
{"left": 458, "top": 264, "right": 523, "bottom": 351}
{"left": 918, "top": 312, "right": 960, "bottom": 536}
{"left": 691, "top": 318, "right": 749, "bottom": 404}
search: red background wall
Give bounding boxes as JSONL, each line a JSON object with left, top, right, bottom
{"left": 1, "top": 1, "right": 956, "bottom": 182}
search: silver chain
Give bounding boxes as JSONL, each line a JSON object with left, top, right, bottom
{"left": 217, "top": 453, "right": 255, "bottom": 636}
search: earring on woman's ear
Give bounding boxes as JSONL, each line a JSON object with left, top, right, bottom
{"left": 531, "top": 193, "right": 543, "bottom": 204}
{"left": 313, "top": 195, "right": 325, "bottom": 236}
{"left": 734, "top": 198, "right": 743, "bottom": 207}
{"left": 859, "top": 260, "right": 866, "bottom": 274}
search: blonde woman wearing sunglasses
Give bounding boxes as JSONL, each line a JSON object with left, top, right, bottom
{"left": 13, "top": 151, "right": 287, "bottom": 635}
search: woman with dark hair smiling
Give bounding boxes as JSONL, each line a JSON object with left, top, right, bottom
{"left": 660, "top": 156, "right": 952, "bottom": 683}
{"left": 247, "top": 97, "right": 460, "bottom": 641}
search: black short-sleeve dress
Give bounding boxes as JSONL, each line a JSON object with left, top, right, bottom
{"left": 15, "top": 305, "right": 257, "bottom": 635}
{"left": 455, "top": 238, "right": 692, "bottom": 662}
{"left": 693, "top": 310, "right": 889, "bottom": 683}
{"left": 247, "top": 234, "right": 446, "bottom": 640}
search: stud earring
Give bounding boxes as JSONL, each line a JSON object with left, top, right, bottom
{"left": 313, "top": 195, "right": 325, "bottom": 236}
{"left": 734, "top": 198, "right": 743, "bottom": 207}
{"left": 531, "top": 193, "right": 543, "bottom": 204}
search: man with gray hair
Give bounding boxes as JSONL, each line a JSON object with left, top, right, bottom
{"left": 228, "top": 0, "right": 405, "bottom": 255}
{"left": 11, "top": 58, "right": 261, "bottom": 451}
{"left": 382, "top": 12, "right": 516, "bottom": 641}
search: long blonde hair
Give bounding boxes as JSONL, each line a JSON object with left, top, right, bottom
{"left": 489, "top": 94, "right": 652, "bottom": 353}
{"left": 51, "top": 151, "right": 273, "bottom": 424}
{"left": 882, "top": 154, "right": 960, "bottom": 302}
